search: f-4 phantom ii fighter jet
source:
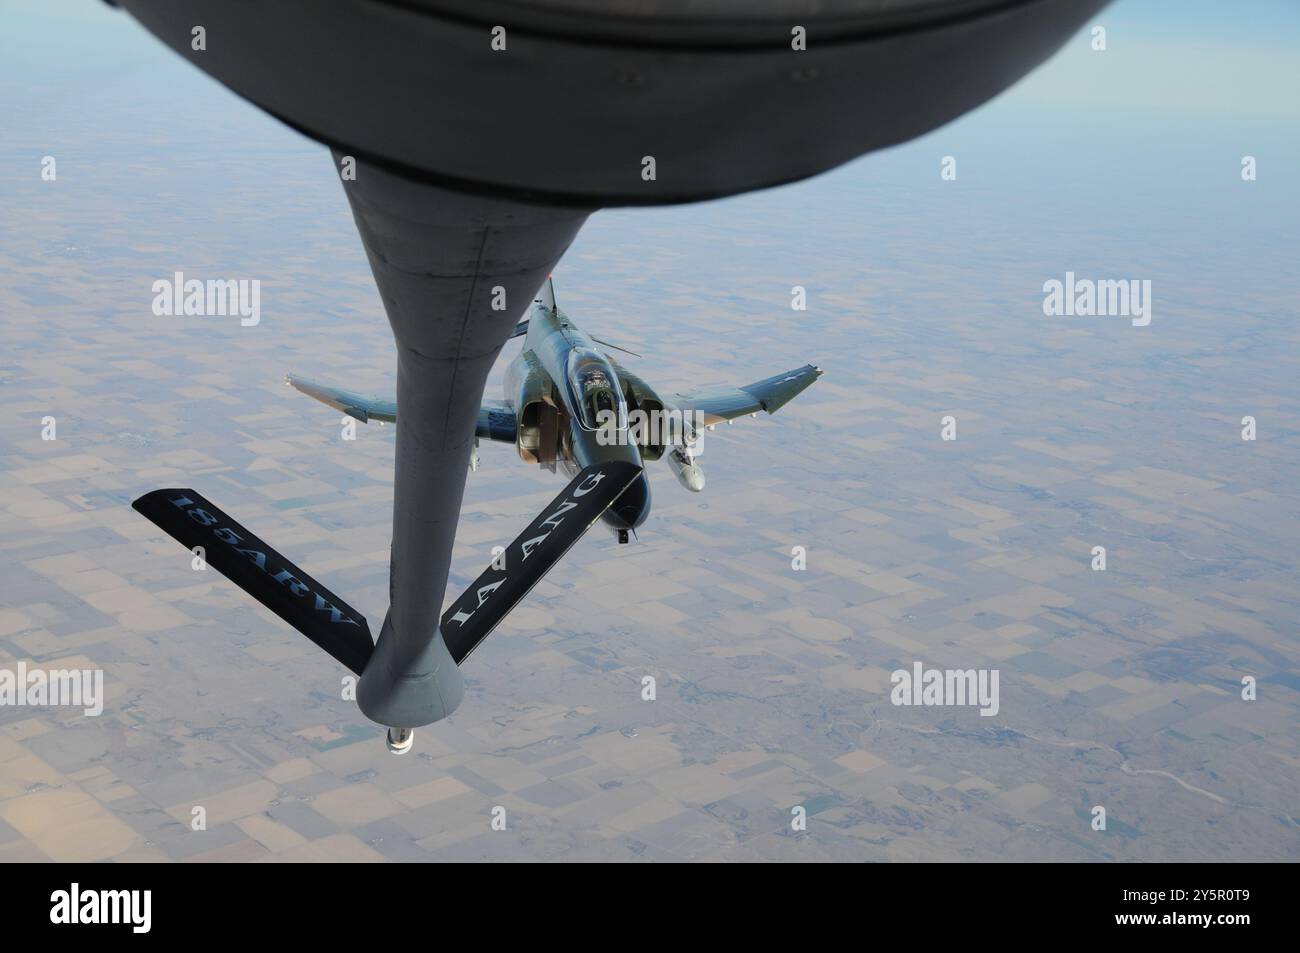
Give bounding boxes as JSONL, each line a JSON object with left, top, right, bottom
{"left": 286, "top": 277, "right": 822, "bottom": 545}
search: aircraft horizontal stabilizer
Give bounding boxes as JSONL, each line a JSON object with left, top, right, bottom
{"left": 132, "top": 488, "right": 375, "bottom": 675}
{"left": 442, "top": 461, "right": 642, "bottom": 664}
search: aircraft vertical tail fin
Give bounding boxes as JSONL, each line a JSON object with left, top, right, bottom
{"left": 511, "top": 275, "right": 556, "bottom": 340}
{"left": 534, "top": 274, "right": 556, "bottom": 312}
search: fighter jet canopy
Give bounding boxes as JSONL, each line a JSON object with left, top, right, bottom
{"left": 567, "top": 348, "right": 626, "bottom": 431}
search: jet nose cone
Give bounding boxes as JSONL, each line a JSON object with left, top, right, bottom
{"left": 605, "top": 473, "right": 651, "bottom": 532}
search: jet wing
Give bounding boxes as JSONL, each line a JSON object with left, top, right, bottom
{"left": 286, "top": 374, "right": 396, "bottom": 423}
{"left": 286, "top": 373, "right": 515, "bottom": 442}
{"left": 671, "top": 364, "right": 822, "bottom": 426}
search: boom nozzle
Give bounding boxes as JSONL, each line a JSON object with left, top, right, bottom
{"left": 385, "top": 727, "right": 414, "bottom": 755}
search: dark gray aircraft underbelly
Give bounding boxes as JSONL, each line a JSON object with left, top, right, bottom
{"left": 112, "top": 0, "right": 1108, "bottom": 733}
{"left": 112, "top": 0, "right": 1104, "bottom": 205}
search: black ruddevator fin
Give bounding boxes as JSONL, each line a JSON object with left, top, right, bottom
{"left": 441, "top": 461, "right": 641, "bottom": 665}
{"left": 132, "top": 488, "right": 375, "bottom": 675}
